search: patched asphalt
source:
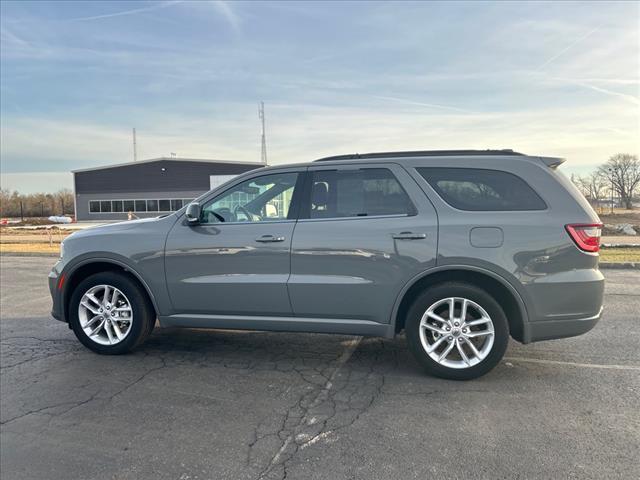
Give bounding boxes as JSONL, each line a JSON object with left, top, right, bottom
{"left": 1, "top": 256, "right": 638, "bottom": 480}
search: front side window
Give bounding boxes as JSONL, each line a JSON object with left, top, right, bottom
{"left": 308, "top": 168, "right": 414, "bottom": 219}
{"left": 417, "top": 167, "right": 547, "bottom": 211}
{"left": 200, "top": 172, "right": 299, "bottom": 223}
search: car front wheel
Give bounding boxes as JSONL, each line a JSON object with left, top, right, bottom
{"left": 69, "top": 271, "right": 155, "bottom": 354}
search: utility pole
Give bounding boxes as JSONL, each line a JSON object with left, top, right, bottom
{"left": 133, "top": 128, "right": 138, "bottom": 162}
{"left": 608, "top": 166, "right": 614, "bottom": 214}
{"left": 259, "top": 102, "right": 267, "bottom": 165}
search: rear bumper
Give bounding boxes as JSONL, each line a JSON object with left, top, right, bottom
{"left": 525, "top": 306, "right": 603, "bottom": 343}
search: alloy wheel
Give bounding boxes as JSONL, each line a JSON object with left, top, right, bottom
{"left": 419, "top": 297, "right": 495, "bottom": 369}
{"left": 78, "top": 284, "right": 133, "bottom": 346}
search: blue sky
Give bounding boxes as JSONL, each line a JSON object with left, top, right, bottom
{"left": 1, "top": 0, "right": 638, "bottom": 192}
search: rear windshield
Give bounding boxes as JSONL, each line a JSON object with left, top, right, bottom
{"left": 417, "top": 167, "right": 547, "bottom": 211}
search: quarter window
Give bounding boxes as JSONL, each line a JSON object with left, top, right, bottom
{"left": 307, "top": 168, "right": 414, "bottom": 219}
{"left": 417, "top": 168, "right": 547, "bottom": 211}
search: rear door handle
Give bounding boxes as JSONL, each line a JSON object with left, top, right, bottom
{"left": 392, "top": 232, "right": 427, "bottom": 240}
{"left": 255, "top": 235, "right": 285, "bottom": 243}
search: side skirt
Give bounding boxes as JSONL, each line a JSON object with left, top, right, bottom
{"left": 158, "top": 314, "right": 394, "bottom": 338}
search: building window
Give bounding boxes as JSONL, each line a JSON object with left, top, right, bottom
{"left": 89, "top": 198, "right": 193, "bottom": 214}
{"left": 147, "top": 200, "right": 159, "bottom": 212}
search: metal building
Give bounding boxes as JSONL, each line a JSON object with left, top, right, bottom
{"left": 73, "top": 157, "right": 264, "bottom": 221}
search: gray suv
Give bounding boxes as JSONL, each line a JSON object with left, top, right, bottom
{"left": 49, "top": 150, "right": 604, "bottom": 380}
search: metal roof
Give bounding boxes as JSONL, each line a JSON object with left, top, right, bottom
{"left": 72, "top": 157, "right": 265, "bottom": 173}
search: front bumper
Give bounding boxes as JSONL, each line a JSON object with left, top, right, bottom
{"left": 526, "top": 306, "right": 603, "bottom": 343}
{"left": 48, "top": 266, "right": 66, "bottom": 323}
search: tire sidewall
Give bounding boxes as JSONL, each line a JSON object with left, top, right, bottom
{"left": 405, "top": 282, "right": 509, "bottom": 380}
{"left": 69, "top": 272, "right": 151, "bottom": 355}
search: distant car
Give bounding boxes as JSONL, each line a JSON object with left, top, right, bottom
{"left": 49, "top": 150, "right": 604, "bottom": 380}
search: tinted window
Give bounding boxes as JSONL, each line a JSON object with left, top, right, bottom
{"left": 417, "top": 168, "right": 546, "bottom": 211}
{"left": 159, "top": 199, "right": 171, "bottom": 211}
{"left": 89, "top": 201, "right": 100, "bottom": 213}
{"left": 123, "top": 200, "right": 135, "bottom": 212}
{"left": 112, "top": 200, "right": 123, "bottom": 212}
{"left": 100, "top": 201, "right": 112, "bottom": 213}
{"left": 200, "top": 172, "right": 299, "bottom": 223}
{"left": 308, "top": 168, "right": 413, "bottom": 219}
{"left": 135, "top": 200, "right": 147, "bottom": 212}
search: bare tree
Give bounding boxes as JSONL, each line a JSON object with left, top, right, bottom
{"left": 598, "top": 154, "right": 640, "bottom": 209}
{"left": 572, "top": 172, "right": 608, "bottom": 208}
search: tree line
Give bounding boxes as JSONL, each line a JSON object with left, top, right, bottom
{"left": 571, "top": 153, "right": 639, "bottom": 210}
{"left": 0, "top": 188, "right": 75, "bottom": 218}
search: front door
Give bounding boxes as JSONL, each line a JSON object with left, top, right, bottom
{"left": 288, "top": 164, "right": 438, "bottom": 324}
{"left": 165, "top": 170, "right": 302, "bottom": 316}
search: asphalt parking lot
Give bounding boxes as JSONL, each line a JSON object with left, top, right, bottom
{"left": 1, "top": 256, "right": 638, "bottom": 480}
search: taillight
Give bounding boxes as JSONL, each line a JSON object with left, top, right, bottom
{"left": 565, "top": 223, "right": 602, "bottom": 253}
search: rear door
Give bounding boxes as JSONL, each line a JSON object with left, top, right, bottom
{"left": 287, "top": 163, "right": 438, "bottom": 324}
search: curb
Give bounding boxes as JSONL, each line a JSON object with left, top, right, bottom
{"left": 600, "top": 244, "right": 640, "bottom": 249}
{"left": 600, "top": 262, "right": 639, "bottom": 270}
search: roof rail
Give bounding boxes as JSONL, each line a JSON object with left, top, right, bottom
{"left": 314, "top": 149, "right": 524, "bottom": 162}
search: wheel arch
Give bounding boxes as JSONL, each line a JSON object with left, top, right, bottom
{"left": 392, "top": 266, "right": 530, "bottom": 343}
{"left": 62, "top": 258, "right": 159, "bottom": 323}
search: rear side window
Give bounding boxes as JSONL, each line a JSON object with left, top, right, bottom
{"left": 308, "top": 168, "right": 415, "bottom": 219}
{"left": 417, "top": 168, "right": 546, "bottom": 211}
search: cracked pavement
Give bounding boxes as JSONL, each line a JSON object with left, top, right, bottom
{"left": 1, "top": 256, "right": 639, "bottom": 479}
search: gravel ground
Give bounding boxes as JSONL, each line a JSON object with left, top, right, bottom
{"left": 1, "top": 256, "right": 639, "bottom": 480}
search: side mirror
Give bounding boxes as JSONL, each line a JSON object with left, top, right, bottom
{"left": 185, "top": 202, "right": 201, "bottom": 225}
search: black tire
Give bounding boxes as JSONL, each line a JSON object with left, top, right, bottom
{"left": 69, "top": 271, "right": 155, "bottom": 355}
{"left": 405, "top": 282, "right": 509, "bottom": 380}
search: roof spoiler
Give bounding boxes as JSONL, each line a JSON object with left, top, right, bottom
{"left": 538, "top": 156, "right": 565, "bottom": 169}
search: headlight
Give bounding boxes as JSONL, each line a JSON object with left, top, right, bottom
{"left": 59, "top": 242, "right": 64, "bottom": 258}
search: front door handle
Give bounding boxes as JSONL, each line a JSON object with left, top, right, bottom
{"left": 255, "top": 235, "right": 286, "bottom": 243}
{"left": 392, "top": 232, "right": 427, "bottom": 240}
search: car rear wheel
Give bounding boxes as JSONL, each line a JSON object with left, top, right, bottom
{"left": 69, "top": 271, "right": 155, "bottom": 354}
{"left": 405, "top": 282, "right": 509, "bottom": 380}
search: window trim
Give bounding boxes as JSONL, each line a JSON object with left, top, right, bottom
{"left": 416, "top": 167, "right": 548, "bottom": 212}
{"left": 196, "top": 171, "right": 306, "bottom": 226}
{"left": 297, "top": 166, "right": 418, "bottom": 221}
